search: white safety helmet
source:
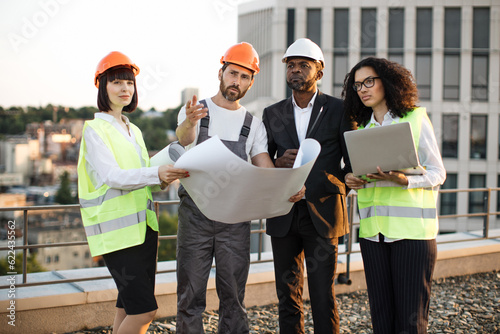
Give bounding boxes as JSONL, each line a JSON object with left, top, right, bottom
{"left": 282, "top": 38, "right": 325, "bottom": 69}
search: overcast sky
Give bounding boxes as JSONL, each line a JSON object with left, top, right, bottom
{"left": 0, "top": 0, "right": 250, "bottom": 111}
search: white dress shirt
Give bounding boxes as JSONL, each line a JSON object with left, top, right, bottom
{"left": 363, "top": 110, "right": 446, "bottom": 243}
{"left": 292, "top": 91, "right": 317, "bottom": 200}
{"left": 83, "top": 112, "right": 161, "bottom": 190}
{"left": 292, "top": 91, "right": 317, "bottom": 144}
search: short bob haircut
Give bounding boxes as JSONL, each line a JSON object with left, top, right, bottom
{"left": 97, "top": 66, "right": 138, "bottom": 113}
{"left": 341, "top": 57, "right": 419, "bottom": 127}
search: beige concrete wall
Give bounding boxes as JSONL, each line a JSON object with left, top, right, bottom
{"left": 1, "top": 243, "right": 499, "bottom": 334}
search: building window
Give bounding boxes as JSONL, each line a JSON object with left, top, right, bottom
{"left": 388, "top": 8, "right": 404, "bottom": 64}
{"left": 470, "top": 115, "right": 487, "bottom": 159}
{"left": 46, "top": 256, "right": 51, "bottom": 264}
{"left": 307, "top": 8, "right": 322, "bottom": 47}
{"left": 444, "top": 8, "right": 461, "bottom": 49}
{"left": 287, "top": 8, "right": 295, "bottom": 47}
{"left": 443, "top": 55, "right": 460, "bottom": 100}
{"left": 286, "top": 8, "right": 295, "bottom": 99}
{"left": 416, "top": 55, "right": 432, "bottom": 100}
{"left": 416, "top": 8, "right": 432, "bottom": 100}
{"left": 442, "top": 114, "right": 459, "bottom": 158}
{"left": 333, "top": 8, "right": 349, "bottom": 97}
{"left": 54, "top": 255, "right": 59, "bottom": 263}
{"left": 361, "top": 8, "right": 377, "bottom": 58}
{"left": 471, "top": 7, "right": 490, "bottom": 101}
{"left": 333, "top": 55, "right": 348, "bottom": 97}
{"left": 471, "top": 54, "right": 489, "bottom": 101}
{"left": 416, "top": 8, "right": 432, "bottom": 49}
{"left": 440, "top": 173, "right": 457, "bottom": 215}
{"left": 473, "top": 8, "right": 490, "bottom": 49}
{"left": 443, "top": 8, "right": 461, "bottom": 100}
{"left": 469, "top": 174, "right": 486, "bottom": 214}
{"left": 73, "top": 251, "right": 79, "bottom": 257}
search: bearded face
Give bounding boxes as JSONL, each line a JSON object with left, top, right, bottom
{"left": 286, "top": 74, "right": 317, "bottom": 92}
{"left": 218, "top": 64, "right": 254, "bottom": 102}
{"left": 220, "top": 79, "right": 248, "bottom": 102}
{"left": 286, "top": 58, "right": 321, "bottom": 92}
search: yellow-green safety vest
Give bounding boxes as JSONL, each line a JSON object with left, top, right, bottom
{"left": 77, "top": 118, "right": 158, "bottom": 256}
{"left": 357, "top": 108, "right": 439, "bottom": 240}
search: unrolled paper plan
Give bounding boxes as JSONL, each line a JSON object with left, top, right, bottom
{"left": 174, "top": 136, "right": 321, "bottom": 224}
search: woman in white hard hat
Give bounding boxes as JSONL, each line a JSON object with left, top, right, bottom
{"left": 77, "top": 51, "right": 188, "bottom": 334}
{"left": 342, "top": 57, "right": 446, "bottom": 334}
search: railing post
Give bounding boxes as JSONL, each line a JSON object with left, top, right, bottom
{"left": 483, "top": 188, "right": 491, "bottom": 239}
{"left": 346, "top": 194, "right": 354, "bottom": 281}
{"left": 155, "top": 201, "right": 160, "bottom": 222}
{"left": 23, "top": 209, "right": 28, "bottom": 284}
{"left": 258, "top": 219, "right": 263, "bottom": 261}
{"left": 338, "top": 193, "right": 354, "bottom": 285}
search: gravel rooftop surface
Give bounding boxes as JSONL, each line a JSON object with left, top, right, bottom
{"left": 65, "top": 270, "right": 499, "bottom": 334}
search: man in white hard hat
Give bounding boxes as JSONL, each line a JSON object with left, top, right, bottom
{"left": 262, "top": 38, "right": 356, "bottom": 333}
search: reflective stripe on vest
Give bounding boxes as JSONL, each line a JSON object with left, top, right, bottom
{"left": 357, "top": 108, "right": 439, "bottom": 240}
{"left": 79, "top": 188, "right": 129, "bottom": 208}
{"left": 84, "top": 199, "right": 154, "bottom": 236}
{"left": 359, "top": 205, "right": 437, "bottom": 220}
{"left": 77, "top": 118, "right": 158, "bottom": 256}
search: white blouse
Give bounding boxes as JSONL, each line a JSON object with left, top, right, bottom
{"left": 82, "top": 112, "right": 161, "bottom": 191}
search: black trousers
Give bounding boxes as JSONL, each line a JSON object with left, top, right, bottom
{"left": 360, "top": 237, "right": 437, "bottom": 334}
{"left": 271, "top": 200, "right": 339, "bottom": 334}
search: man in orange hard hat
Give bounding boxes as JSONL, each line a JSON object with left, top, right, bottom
{"left": 175, "top": 42, "right": 304, "bottom": 334}
{"left": 262, "top": 38, "right": 356, "bottom": 334}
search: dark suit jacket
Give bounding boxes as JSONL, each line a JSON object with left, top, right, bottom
{"left": 263, "top": 91, "right": 356, "bottom": 238}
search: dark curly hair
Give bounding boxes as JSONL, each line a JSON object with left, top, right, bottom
{"left": 341, "top": 57, "right": 419, "bottom": 127}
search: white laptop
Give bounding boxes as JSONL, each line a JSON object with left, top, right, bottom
{"left": 343, "top": 122, "right": 426, "bottom": 177}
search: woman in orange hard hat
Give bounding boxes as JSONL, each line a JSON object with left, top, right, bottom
{"left": 77, "top": 51, "right": 188, "bottom": 334}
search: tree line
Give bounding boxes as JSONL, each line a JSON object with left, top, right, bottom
{"left": 0, "top": 104, "right": 183, "bottom": 151}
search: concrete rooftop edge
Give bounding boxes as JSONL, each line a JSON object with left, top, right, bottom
{"left": 0, "top": 229, "right": 499, "bottom": 313}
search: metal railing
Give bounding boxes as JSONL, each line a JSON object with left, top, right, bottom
{"left": 339, "top": 187, "right": 500, "bottom": 284}
{"left": 1, "top": 188, "right": 499, "bottom": 290}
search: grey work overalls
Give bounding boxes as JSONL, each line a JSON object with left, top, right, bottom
{"left": 176, "top": 100, "right": 253, "bottom": 334}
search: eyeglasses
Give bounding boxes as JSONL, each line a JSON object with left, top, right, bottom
{"left": 352, "top": 77, "right": 380, "bottom": 91}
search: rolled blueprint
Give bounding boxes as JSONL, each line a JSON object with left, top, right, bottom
{"left": 150, "top": 141, "right": 185, "bottom": 166}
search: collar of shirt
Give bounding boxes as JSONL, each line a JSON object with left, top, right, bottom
{"left": 292, "top": 91, "right": 317, "bottom": 143}
{"left": 95, "top": 112, "right": 130, "bottom": 126}
{"left": 94, "top": 112, "right": 133, "bottom": 141}
{"left": 367, "top": 111, "right": 400, "bottom": 127}
{"left": 291, "top": 90, "right": 318, "bottom": 112}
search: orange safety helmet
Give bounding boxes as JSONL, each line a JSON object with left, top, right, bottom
{"left": 94, "top": 51, "right": 140, "bottom": 88}
{"left": 220, "top": 42, "right": 260, "bottom": 74}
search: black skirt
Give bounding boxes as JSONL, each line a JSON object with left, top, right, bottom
{"left": 102, "top": 226, "right": 159, "bottom": 315}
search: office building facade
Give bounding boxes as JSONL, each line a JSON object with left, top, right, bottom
{"left": 238, "top": 0, "right": 500, "bottom": 232}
